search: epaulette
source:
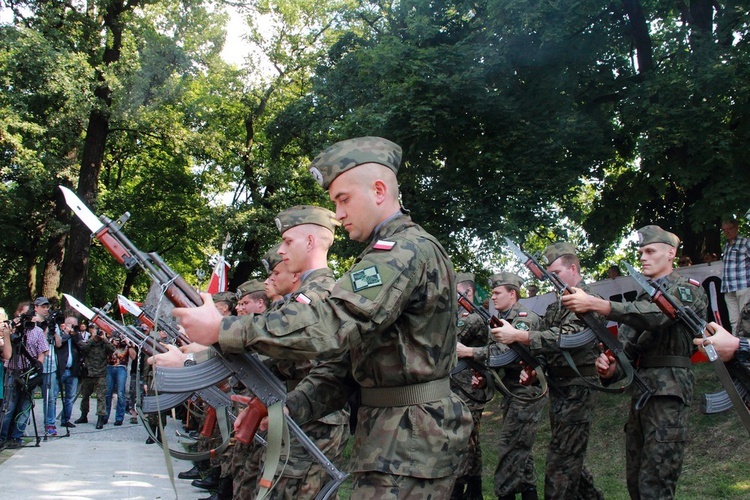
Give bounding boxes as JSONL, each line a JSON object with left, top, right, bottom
{"left": 373, "top": 240, "right": 396, "bottom": 251}
{"left": 688, "top": 278, "right": 700, "bottom": 287}
{"left": 295, "top": 293, "right": 311, "bottom": 304}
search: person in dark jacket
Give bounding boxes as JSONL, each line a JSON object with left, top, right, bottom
{"left": 56, "top": 317, "right": 84, "bottom": 428}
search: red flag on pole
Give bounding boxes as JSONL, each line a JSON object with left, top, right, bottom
{"left": 207, "top": 257, "right": 230, "bottom": 294}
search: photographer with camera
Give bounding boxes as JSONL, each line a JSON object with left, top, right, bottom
{"left": 0, "top": 308, "right": 14, "bottom": 406}
{"left": 0, "top": 301, "right": 49, "bottom": 449}
{"left": 33, "top": 297, "right": 63, "bottom": 436}
{"left": 104, "top": 334, "right": 136, "bottom": 426}
{"left": 56, "top": 316, "right": 84, "bottom": 428}
{"left": 74, "top": 324, "right": 115, "bottom": 429}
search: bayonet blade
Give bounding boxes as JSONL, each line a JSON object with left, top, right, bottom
{"left": 59, "top": 186, "right": 104, "bottom": 233}
{"left": 503, "top": 237, "right": 528, "bottom": 262}
{"left": 623, "top": 262, "right": 657, "bottom": 297}
{"left": 63, "top": 293, "right": 96, "bottom": 320}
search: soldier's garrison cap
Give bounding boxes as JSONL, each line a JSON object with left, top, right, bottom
{"left": 637, "top": 225, "right": 680, "bottom": 248}
{"left": 212, "top": 291, "right": 237, "bottom": 307}
{"left": 488, "top": 272, "right": 523, "bottom": 290}
{"left": 542, "top": 242, "right": 577, "bottom": 265}
{"left": 261, "top": 242, "right": 283, "bottom": 275}
{"left": 274, "top": 205, "right": 340, "bottom": 235}
{"left": 308, "top": 136, "right": 402, "bottom": 189}
{"left": 455, "top": 272, "right": 475, "bottom": 285}
{"left": 237, "top": 279, "right": 265, "bottom": 298}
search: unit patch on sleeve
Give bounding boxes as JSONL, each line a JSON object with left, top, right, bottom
{"left": 677, "top": 286, "right": 694, "bottom": 303}
{"left": 350, "top": 266, "right": 383, "bottom": 292}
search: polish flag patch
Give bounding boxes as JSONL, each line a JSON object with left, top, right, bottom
{"left": 688, "top": 278, "right": 700, "bottom": 287}
{"left": 373, "top": 240, "right": 396, "bottom": 251}
{"left": 518, "top": 312, "right": 527, "bottom": 317}
{"left": 295, "top": 293, "right": 312, "bottom": 304}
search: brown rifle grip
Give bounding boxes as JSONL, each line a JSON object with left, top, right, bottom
{"left": 200, "top": 407, "right": 217, "bottom": 438}
{"left": 94, "top": 227, "right": 132, "bottom": 265}
{"left": 233, "top": 396, "right": 268, "bottom": 445}
{"left": 653, "top": 292, "right": 677, "bottom": 320}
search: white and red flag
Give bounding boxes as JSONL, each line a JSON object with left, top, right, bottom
{"left": 207, "top": 256, "right": 230, "bottom": 294}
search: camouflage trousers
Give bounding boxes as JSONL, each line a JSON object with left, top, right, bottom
{"left": 258, "top": 419, "right": 348, "bottom": 499}
{"left": 457, "top": 404, "right": 484, "bottom": 477}
{"left": 494, "top": 394, "right": 546, "bottom": 497}
{"left": 78, "top": 376, "right": 107, "bottom": 416}
{"left": 625, "top": 395, "right": 689, "bottom": 500}
{"left": 351, "top": 471, "right": 456, "bottom": 499}
{"left": 545, "top": 384, "right": 602, "bottom": 500}
{"left": 233, "top": 439, "right": 263, "bottom": 498}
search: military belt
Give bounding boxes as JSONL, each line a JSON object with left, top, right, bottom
{"left": 547, "top": 364, "right": 598, "bottom": 378}
{"left": 639, "top": 356, "right": 692, "bottom": 369}
{"left": 360, "top": 378, "right": 451, "bottom": 407}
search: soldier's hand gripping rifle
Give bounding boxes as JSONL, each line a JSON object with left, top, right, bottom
{"left": 60, "top": 186, "right": 348, "bottom": 499}
{"left": 457, "top": 292, "right": 548, "bottom": 402}
{"left": 623, "top": 262, "right": 750, "bottom": 435}
{"left": 504, "top": 238, "right": 654, "bottom": 410}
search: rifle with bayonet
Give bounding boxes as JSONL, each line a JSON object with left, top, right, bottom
{"left": 623, "top": 262, "right": 750, "bottom": 435}
{"left": 63, "top": 293, "right": 236, "bottom": 459}
{"left": 505, "top": 237, "right": 654, "bottom": 410}
{"left": 60, "top": 185, "right": 348, "bottom": 499}
{"left": 457, "top": 292, "right": 548, "bottom": 402}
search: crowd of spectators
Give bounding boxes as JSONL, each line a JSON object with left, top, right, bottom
{"left": 0, "top": 297, "right": 147, "bottom": 448}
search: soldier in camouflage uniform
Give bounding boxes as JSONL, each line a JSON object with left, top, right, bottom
{"left": 563, "top": 225, "right": 707, "bottom": 499}
{"left": 165, "top": 136, "right": 472, "bottom": 499}
{"left": 481, "top": 272, "right": 546, "bottom": 500}
{"left": 240, "top": 207, "right": 350, "bottom": 500}
{"left": 75, "top": 328, "right": 116, "bottom": 429}
{"left": 451, "top": 272, "right": 491, "bottom": 500}
{"left": 493, "top": 243, "right": 603, "bottom": 500}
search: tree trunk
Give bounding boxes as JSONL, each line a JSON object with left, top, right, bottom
{"left": 41, "top": 188, "right": 70, "bottom": 299}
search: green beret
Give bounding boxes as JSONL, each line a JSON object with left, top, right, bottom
{"left": 261, "top": 242, "right": 283, "bottom": 275}
{"left": 236, "top": 279, "right": 265, "bottom": 298}
{"left": 274, "top": 205, "right": 340, "bottom": 235}
{"left": 488, "top": 272, "right": 523, "bottom": 290}
{"left": 455, "top": 272, "right": 475, "bottom": 285}
{"left": 308, "top": 136, "right": 402, "bottom": 189}
{"left": 637, "top": 225, "right": 680, "bottom": 248}
{"left": 212, "top": 291, "right": 237, "bottom": 306}
{"left": 542, "top": 242, "right": 577, "bottom": 265}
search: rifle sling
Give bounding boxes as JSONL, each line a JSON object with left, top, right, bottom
{"left": 559, "top": 350, "right": 633, "bottom": 394}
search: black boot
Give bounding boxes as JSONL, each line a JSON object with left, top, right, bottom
{"left": 178, "top": 460, "right": 209, "bottom": 480}
{"left": 217, "top": 474, "right": 233, "bottom": 500}
{"left": 95, "top": 416, "right": 106, "bottom": 429}
{"left": 74, "top": 415, "right": 88, "bottom": 424}
{"left": 466, "top": 475, "right": 483, "bottom": 500}
{"left": 451, "top": 477, "right": 466, "bottom": 500}
{"left": 520, "top": 486, "right": 538, "bottom": 500}
{"left": 191, "top": 467, "right": 220, "bottom": 490}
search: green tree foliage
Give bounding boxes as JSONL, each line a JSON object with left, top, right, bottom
{"left": 269, "top": 0, "right": 750, "bottom": 271}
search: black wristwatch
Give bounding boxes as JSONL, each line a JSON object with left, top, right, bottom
{"left": 736, "top": 338, "right": 750, "bottom": 363}
{"left": 184, "top": 353, "right": 197, "bottom": 367}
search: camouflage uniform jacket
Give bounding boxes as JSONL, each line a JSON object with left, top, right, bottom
{"left": 608, "top": 271, "right": 707, "bottom": 404}
{"left": 79, "top": 337, "right": 116, "bottom": 377}
{"left": 527, "top": 281, "right": 603, "bottom": 385}
{"left": 452, "top": 309, "right": 492, "bottom": 406}
{"left": 219, "top": 211, "right": 471, "bottom": 478}
{"left": 269, "top": 268, "right": 349, "bottom": 428}
{"left": 489, "top": 302, "right": 542, "bottom": 395}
